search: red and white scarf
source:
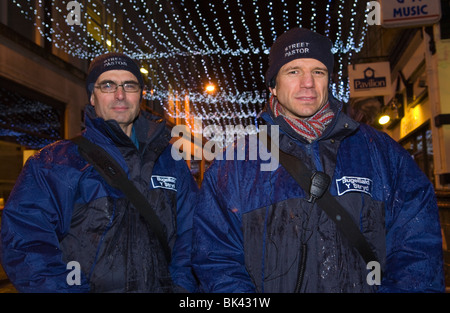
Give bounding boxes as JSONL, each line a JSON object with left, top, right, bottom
{"left": 270, "top": 96, "right": 334, "bottom": 143}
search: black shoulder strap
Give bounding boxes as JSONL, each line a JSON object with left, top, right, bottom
{"left": 261, "top": 132, "right": 380, "bottom": 268}
{"left": 71, "top": 135, "right": 171, "bottom": 262}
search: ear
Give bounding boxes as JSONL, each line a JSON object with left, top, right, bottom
{"left": 269, "top": 87, "right": 277, "bottom": 97}
{"left": 89, "top": 93, "right": 95, "bottom": 106}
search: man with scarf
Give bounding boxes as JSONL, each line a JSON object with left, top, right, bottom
{"left": 192, "top": 28, "right": 444, "bottom": 293}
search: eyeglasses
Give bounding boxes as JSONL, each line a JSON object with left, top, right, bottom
{"left": 94, "top": 82, "right": 141, "bottom": 93}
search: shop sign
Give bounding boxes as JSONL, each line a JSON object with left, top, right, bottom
{"left": 380, "top": 0, "right": 441, "bottom": 28}
{"left": 349, "top": 62, "right": 392, "bottom": 98}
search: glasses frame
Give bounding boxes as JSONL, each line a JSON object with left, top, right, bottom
{"left": 94, "top": 81, "right": 142, "bottom": 93}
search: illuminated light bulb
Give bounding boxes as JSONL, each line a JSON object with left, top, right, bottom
{"left": 378, "top": 115, "right": 390, "bottom": 125}
{"left": 205, "top": 84, "right": 215, "bottom": 92}
{"left": 140, "top": 67, "right": 149, "bottom": 75}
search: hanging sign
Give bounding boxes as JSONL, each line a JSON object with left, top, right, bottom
{"left": 380, "top": 0, "right": 441, "bottom": 28}
{"left": 349, "top": 62, "right": 392, "bottom": 98}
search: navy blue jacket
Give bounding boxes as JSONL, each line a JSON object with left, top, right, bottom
{"left": 192, "top": 97, "right": 444, "bottom": 293}
{"left": 1, "top": 105, "right": 198, "bottom": 293}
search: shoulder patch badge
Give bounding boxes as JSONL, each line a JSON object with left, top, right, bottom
{"left": 151, "top": 175, "right": 177, "bottom": 191}
{"left": 336, "top": 176, "right": 372, "bottom": 196}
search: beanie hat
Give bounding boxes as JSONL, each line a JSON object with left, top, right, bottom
{"left": 265, "top": 28, "right": 334, "bottom": 88}
{"left": 86, "top": 52, "right": 144, "bottom": 99}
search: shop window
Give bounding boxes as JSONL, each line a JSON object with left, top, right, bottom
{"left": 0, "top": 76, "right": 64, "bottom": 149}
{"left": 399, "top": 122, "right": 435, "bottom": 187}
{"left": 0, "top": 77, "right": 65, "bottom": 204}
{"left": 86, "top": 1, "right": 121, "bottom": 51}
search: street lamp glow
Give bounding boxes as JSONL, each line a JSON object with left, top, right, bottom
{"left": 378, "top": 115, "right": 390, "bottom": 125}
{"left": 205, "top": 84, "right": 215, "bottom": 92}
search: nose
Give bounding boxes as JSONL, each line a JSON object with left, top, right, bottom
{"left": 114, "top": 85, "right": 126, "bottom": 100}
{"left": 300, "top": 72, "right": 314, "bottom": 88}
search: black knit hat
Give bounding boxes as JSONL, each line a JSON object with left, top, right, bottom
{"left": 265, "top": 28, "right": 334, "bottom": 88}
{"left": 86, "top": 52, "right": 144, "bottom": 99}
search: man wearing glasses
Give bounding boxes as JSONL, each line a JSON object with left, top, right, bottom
{"left": 0, "top": 53, "right": 199, "bottom": 293}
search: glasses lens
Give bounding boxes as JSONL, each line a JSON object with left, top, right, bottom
{"left": 100, "top": 82, "right": 117, "bottom": 93}
{"left": 123, "top": 83, "right": 140, "bottom": 92}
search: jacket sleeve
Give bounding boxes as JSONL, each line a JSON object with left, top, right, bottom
{"left": 192, "top": 160, "right": 256, "bottom": 293}
{"left": 376, "top": 136, "right": 445, "bottom": 293}
{"left": 169, "top": 158, "right": 200, "bottom": 293}
{"left": 0, "top": 152, "right": 90, "bottom": 293}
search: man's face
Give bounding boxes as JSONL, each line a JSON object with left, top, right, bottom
{"left": 90, "top": 70, "right": 141, "bottom": 137}
{"left": 270, "top": 58, "right": 329, "bottom": 119}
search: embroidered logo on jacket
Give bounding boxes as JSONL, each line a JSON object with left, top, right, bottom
{"left": 151, "top": 175, "right": 177, "bottom": 191}
{"left": 336, "top": 176, "right": 372, "bottom": 196}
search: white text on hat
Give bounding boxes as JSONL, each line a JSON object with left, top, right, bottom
{"left": 284, "top": 42, "right": 310, "bottom": 58}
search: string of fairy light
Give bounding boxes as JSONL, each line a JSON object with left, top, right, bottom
{"left": 12, "top": 0, "right": 369, "bottom": 138}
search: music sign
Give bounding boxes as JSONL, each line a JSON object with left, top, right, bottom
{"left": 380, "top": 0, "right": 441, "bottom": 28}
